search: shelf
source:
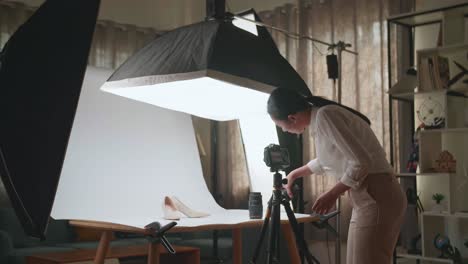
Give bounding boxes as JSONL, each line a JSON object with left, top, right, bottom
{"left": 417, "top": 43, "right": 468, "bottom": 55}
{"left": 390, "top": 92, "right": 415, "bottom": 101}
{"left": 422, "top": 211, "right": 468, "bottom": 218}
{"left": 397, "top": 253, "right": 453, "bottom": 263}
{"left": 396, "top": 172, "right": 452, "bottom": 177}
{"left": 420, "top": 128, "right": 468, "bottom": 134}
{"left": 388, "top": 2, "right": 468, "bottom": 27}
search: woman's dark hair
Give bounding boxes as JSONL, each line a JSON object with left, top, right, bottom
{"left": 267, "top": 88, "right": 371, "bottom": 125}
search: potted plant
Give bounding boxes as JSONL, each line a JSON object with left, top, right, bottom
{"left": 432, "top": 193, "right": 445, "bottom": 212}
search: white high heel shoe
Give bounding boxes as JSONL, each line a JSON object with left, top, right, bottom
{"left": 162, "top": 196, "right": 209, "bottom": 220}
{"left": 162, "top": 196, "right": 183, "bottom": 220}
{"left": 170, "top": 196, "right": 209, "bottom": 218}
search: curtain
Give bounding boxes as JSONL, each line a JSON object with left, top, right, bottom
{"left": 259, "top": 0, "right": 413, "bottom": 240}
{"left": 0, "top": 0, "right": 161, "bottom": 70}
{"left": 215, "top": 121, "right": 250, "bottom": 209}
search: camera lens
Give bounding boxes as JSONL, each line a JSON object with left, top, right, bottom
{"left": 249, "top": 192, "right": 263, "bottom": 219}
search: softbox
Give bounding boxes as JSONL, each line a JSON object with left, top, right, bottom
{"left": 0, "top": 0, "right": 100, "bottom": 238}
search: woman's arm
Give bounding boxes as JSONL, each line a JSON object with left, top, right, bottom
{"left": 312, "top": 181, "right": 350, "bottom": 215}
{"left": 284, "top": 164, "right": 312, "bottom": 198}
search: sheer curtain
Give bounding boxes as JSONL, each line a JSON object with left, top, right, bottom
{"left": 259, "top": 0, "right": 413, "bottom": 239}
{"left": 0, "top": 1, "right": 162, "bottom": 70}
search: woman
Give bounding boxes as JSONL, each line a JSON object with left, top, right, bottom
{"left": 267, "top": 88, "right": 406, "bottom": 264}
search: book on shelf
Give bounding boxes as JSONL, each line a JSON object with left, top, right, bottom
{"left": 418, "top": 55, "right": 450, "bottom": 91}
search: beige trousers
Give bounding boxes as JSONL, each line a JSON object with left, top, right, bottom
{"left": 346, "top": 173, "right": 407, "bottom": 264}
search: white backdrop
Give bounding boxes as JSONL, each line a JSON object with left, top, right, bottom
{"left": 51, "top": 67, "right": 225, "bottom": 228}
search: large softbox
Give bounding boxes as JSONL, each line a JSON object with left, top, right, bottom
{"left": 0, "top": 0, "right": 100, "bottom": 238}
{"left": 101, "top": 10, "right": 312, "bottom": 121}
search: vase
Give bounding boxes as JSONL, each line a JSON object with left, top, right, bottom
{"left": 431, "top": 202, "right": 444, "bottom": 213}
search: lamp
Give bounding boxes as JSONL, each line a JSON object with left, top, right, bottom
{"left": 100, "top": 2, "right": 311, "bottom": 121}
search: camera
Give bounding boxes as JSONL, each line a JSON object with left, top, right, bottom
{"left": 263, "top": 144, "right": 290, "bottom": 172}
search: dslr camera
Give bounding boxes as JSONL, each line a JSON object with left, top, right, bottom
{"left": 263, "top": 144, "right": 290, "bottom": 172}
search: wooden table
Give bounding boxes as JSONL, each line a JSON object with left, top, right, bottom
{"left": 69, "top": 215, "right": 319, "bottom": 264}
{"left": 26, "top": 244, "right": 200, "bottom": 264}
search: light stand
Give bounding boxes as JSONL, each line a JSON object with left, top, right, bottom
{"left": 233, "top": 14, "right": 358, "bottom": 264}
{"left": 329, "top": 41, "right": 355, "bottom": 264}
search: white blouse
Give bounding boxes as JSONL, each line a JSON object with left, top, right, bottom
{"left": 306, "top": 105, "right": 393, "bottom": 189}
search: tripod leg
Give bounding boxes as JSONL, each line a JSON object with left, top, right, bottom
{"left": 267, "top": 191, "right": 281, "bottom": 264}
{"left": 250, "top": 196, "right": 273, "bottom": 264}
{"left": 282, "top": 200, "right": 320, "bottom": 264}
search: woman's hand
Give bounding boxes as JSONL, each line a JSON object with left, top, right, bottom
{"left": 312, "top": 181, "right": 350, "bottom": 215}
{"left": 284, "top": 171, "right": 297, "bottom": 198}
{"left": 283, "top": 165, "right": 313, "bottom": 198}
{"left": 312, "top": 190, "right": 339, "bottom": 215}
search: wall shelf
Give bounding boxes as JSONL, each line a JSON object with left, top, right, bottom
{"left": 422, "top": 211, "right": 468, "bottom": 218}
{"left": 388, "top": 2, "right": 468, "bottom": 262}
{"left": 396, "top": 172, "right": 452, "bottom": 177}
{"left": 388, "top": 2, "right": 468, "bottom": 27}
{"left": 420, "top": 128, "right": 468, "bottom": 134}
{"left": 397, "top": 253, "right": 453, "bottom": 263}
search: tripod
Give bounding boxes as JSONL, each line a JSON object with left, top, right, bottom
{"left": 250, "top": 170, "right": 320, "bottom": 264}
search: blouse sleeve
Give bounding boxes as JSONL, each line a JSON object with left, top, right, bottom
{"left": 316, "top": 107, "right": 372, "bottom": 189}
{"left": 306, "top": 158, "right": 325, "bottom": 175}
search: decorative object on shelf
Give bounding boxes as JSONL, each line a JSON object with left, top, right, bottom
{"left": 419, "top": 55, "right": 451, "bottom": 91}
{"left": 434, "top": 150, "right": 456, "bottom": 173}
{"left": 433, "top": 234, "right": 462, "bottom": 264}
{"left": 416, "top": 95, "right": 445, "bottom": 129}
{"left": 448, "top": 60, "right": 468, "bottom": 89}
{"left": 431, "top": 193, "right": 445, "bottom": 213}
{"left": 406, "top": 124, "right": 424, "bottom": 173}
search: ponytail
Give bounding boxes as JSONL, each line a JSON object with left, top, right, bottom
{"left": 306, "top": 96, "right": 371, "bottom": 125}
{"left": 267, "top": 88, "right": 371, "bottom": 125}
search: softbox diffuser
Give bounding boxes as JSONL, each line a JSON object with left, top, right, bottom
{"left": 0, "top": 0, "right": 100, "bottom": 238}
{"left": 101, "top": 10, "right": 312, "bottom": 120}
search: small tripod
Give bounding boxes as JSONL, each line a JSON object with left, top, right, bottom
{"left": 250, "top": 170, "right": 320, "bottom": 264}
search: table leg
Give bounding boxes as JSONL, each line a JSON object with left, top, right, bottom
{"left": 148, "top": 243, "right": 161, "bottom": 264}
{"left": 281, "top": 223, "right": 301, "bottom": 264}
{"left": 94, "top": 230, "right": 112, "bottom": 264}
{"left": 232, "top": 228, "right": 242, "bottom": 264}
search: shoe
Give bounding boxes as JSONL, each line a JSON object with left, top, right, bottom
{"left": 162, "top": 196, "right": 210, "bottom": 219}
{"left": 171, "top": 196, "right": 210, "bottom": 218}
{"left": 163, "top": 196, "right": 183, "bottom": 220}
